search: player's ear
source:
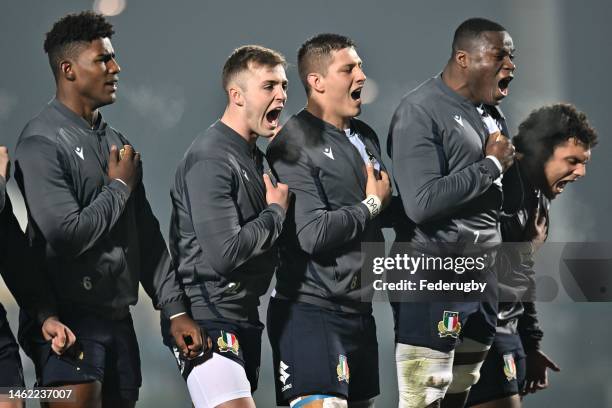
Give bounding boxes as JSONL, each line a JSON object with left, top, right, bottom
{"left": 454, "top": 50, "right": 469, "bottom": 69}
{"left": 307, "top": 73, "right": 324, "bottom": 94}
{"left": 228, "top": 85, "right": 245, "bottom": 107}
{"left": 60, "top": 59, "right": 76, "bottom": 81}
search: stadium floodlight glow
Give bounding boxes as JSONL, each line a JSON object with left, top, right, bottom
{"left": 93, "top": 0, "right": 126, "bottom": 16}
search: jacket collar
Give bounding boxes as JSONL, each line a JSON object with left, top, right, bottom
{"left": 213, "top": 120, "right": 257, "bottom": 158}
{"left": 433, "top": 75, "right": 507, "bottom": 120}
{"left": 297, "top": 108, "right": 357, "bottom": 135}
{"left": 50, "top": 98, "right": 106, "bottom": 131}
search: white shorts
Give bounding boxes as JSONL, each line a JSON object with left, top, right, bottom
{"left": 186, "top": 352, "right": 252, "bottom": 408}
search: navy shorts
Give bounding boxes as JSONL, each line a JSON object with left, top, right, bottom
{"left": 391, "top": 250, "right": 499, "bottom": 352}
{"left": 0, "top": 305, "right": 24, "bottom": 388}
{"left": 26, "top": 312, "right": 141, "bottom": 401}
{"left": 168, "top": 319, "right": 263, "bottom": 392}
{"left": 267, "top": 298, "right": 379, "bottom": 406}
{"left": 466, "top": 332, "right": 526, "bottom": 406}
{"left": 392, "top": 301, "right": 498, "bottom": 352}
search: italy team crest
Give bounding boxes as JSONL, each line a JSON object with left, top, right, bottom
{"left": 503, "top": 353, "right": 517, "bottom": 381}
{"left": 438, "top": 311, "right": 462, "bottom": 338}
{"left": 336, "top": 354, "right": 350, "bottom": 383}
{"left": 217, "top": 331, "right": 240, "bottom": 356}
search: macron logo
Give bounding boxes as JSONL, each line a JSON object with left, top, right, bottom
{"left": 75, "top": 146, "right": 84, "bottom": 160}
{"left": 453, "top": 114, "right": 464, "bottom": 127}
{"left": 242, "top": 169, "right": 250, "bottom": 181}
{"left": 323, "top": 147, "right": 334, "bottom": 160}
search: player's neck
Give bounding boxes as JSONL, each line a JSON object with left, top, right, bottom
{"left": 441, "top": 65, "right": 478, "bottom": 105}
{"left": 56, "top": 89, "right": 99, "bottom": 128}
{"left": 220, "top": 108, "right": 257, "bottom": 146}
{"left": 305, "top": 101, "right": 349, "bottom": 130}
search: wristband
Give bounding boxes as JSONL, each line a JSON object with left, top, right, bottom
{"left": 362, "top": 194, "right": 382, "bottom": 218}
{"left": 114, "top": 178, "right": 128, "bottom": 187}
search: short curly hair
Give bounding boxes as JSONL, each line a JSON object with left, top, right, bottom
{"left": 44, "top": 11, "right": 115, "bottom": 80}
{"left": 514, "top": 103, "right": 598, "bottom": 186}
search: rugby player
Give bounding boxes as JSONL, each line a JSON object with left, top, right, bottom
{"left": 387, "top": 18, "right": 517, "bottom": 408}
{"left": 266, "top": 33, "right": 392, "bottom": 408}
{"left": 13, "top": 12, "right": 200, "bottom": 407}
{"left": 1, "top": 147, "right": 76, "bottom": 408}
{"left": 168, "top": 45, "right": 289, "bottom": 408}
{"left": 466, "top": 104, "right": 597, "bottom": 407}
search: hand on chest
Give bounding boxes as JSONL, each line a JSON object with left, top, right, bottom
{"left": 229, "top": 154, "right": 267, "bottom": 221}
{"left": 61, "top": 127, "right": 124, "bottom": 199}
{"left": 443, "top": 111, "right": 491, "bottom": 169}
{"left": 309, "top": 134, "right": 382, "bottom": 204}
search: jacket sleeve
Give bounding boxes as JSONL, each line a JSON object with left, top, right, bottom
{"left": 133, "top": 182, "right": 187, "bottom": 319}
{"left": 15, "top": 136, "right": 131, "bottom": 258}
{"left": 0, "top": 193, "right": 57, "bottom": 325}
{"left": 518, "top": 301, "right": 544, "bottom": 351}
{"left": 388, "top": 102, "right": 501, "bottom": 224}
{"left": 268, "top": 142, "right": 371, "bottom": 256}
{"left": 185, "top": 159, "right": 285, "bottom": 277}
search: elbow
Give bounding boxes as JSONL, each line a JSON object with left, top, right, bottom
{"left": 46, "top": 218, "right": 94, "bottom": 258}
{"left": 404, "top": 189, "right": 441, "bottom": 224}
{"left": 208, "top": 256, "right": 235, "bottom": 277}
{"left": 47, "top": 232, "right": 85, "bottom": 259}
{"left": 296, "top": 232, "right": 321, "bottom": 256}
{"left": 298, "top": 237, "right": 317, "bottom": 255}
{"left": 207, "top": 239, "right": 243, "bottom": 276}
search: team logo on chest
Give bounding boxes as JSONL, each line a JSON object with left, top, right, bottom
{"left": 241, "top": 168, "right": 250, "bottom": 181}
{"left": 437, "top": 310, "right": 462, "bottom": 338}
{"left": 453, "top": 114, "right": 464, "bottom": 127}
{"left": 217, "top": 331, "right": 240, "bottom": 355}
{"left": 74, "top": 146, "right": 85, "bottom": 160}
{"left": 503, "top": 353, "right": 517, "bottom": 381}
{"left": 323, "top": 146, "right": 335, "bottom": 160}
{"left": 336, "top": 354, "right": 350, "bottom": 383}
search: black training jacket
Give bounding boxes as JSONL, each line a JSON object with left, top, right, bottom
{"left": 496, "top": 163, "right": 545, "bottom": 351}
{"left": 169, "top": 120, "right": 285, "bottom": 322}
{"left": 267, "top": 109, "right": 386, "bottom": 314}
{"left": 14, "top": 98, "right": 186, "bottom": 320}
{"left": 388, "top": 76, "right": 518, "bottom": 247}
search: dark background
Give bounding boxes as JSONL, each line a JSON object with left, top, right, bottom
{"left": 0, "top": 0, "right": 610, "bottom": 406}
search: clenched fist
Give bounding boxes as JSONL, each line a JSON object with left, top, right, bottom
{"left": 264, "top": 173, "right": 289, "bottom": 212}
{"left": 485, "top": 132, "right": 516, "bottom": 173}
{"left": 108, "top": 144, "right": 142, "bottom": 192}
{"left": 365, "top": 164, "right": 391, "bottom": 209}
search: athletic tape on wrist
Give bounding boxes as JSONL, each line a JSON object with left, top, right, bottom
{"left": 362, "top": 194, "right": 382, "bottom": 218}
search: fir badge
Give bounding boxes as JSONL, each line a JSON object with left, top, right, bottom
{"left": 503, "top": 353, "right": 517, "bottom": 381}
{"left": 217, "top": 331, "right": 240, "bottom": 355}
{"left": 337, "top": 354, "right": 350, "bottom": 383}
{"left": 438, "top": 311, "right": 462, "bottom": 338}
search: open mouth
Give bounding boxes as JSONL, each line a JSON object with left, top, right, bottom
{"left": 350, "top": 87, "right": 362, "bottom": 101}
{"left": 265, "top": 107, "right": 283, "bottom": 127}
{"left": 106, "top": 80, "right": 118, "bottom": 91}
{"left": 497, "top": 76, "right": 512, "bottom": 96}
{"left": 555, "top": 179, "right": 573, "bottom": 194}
